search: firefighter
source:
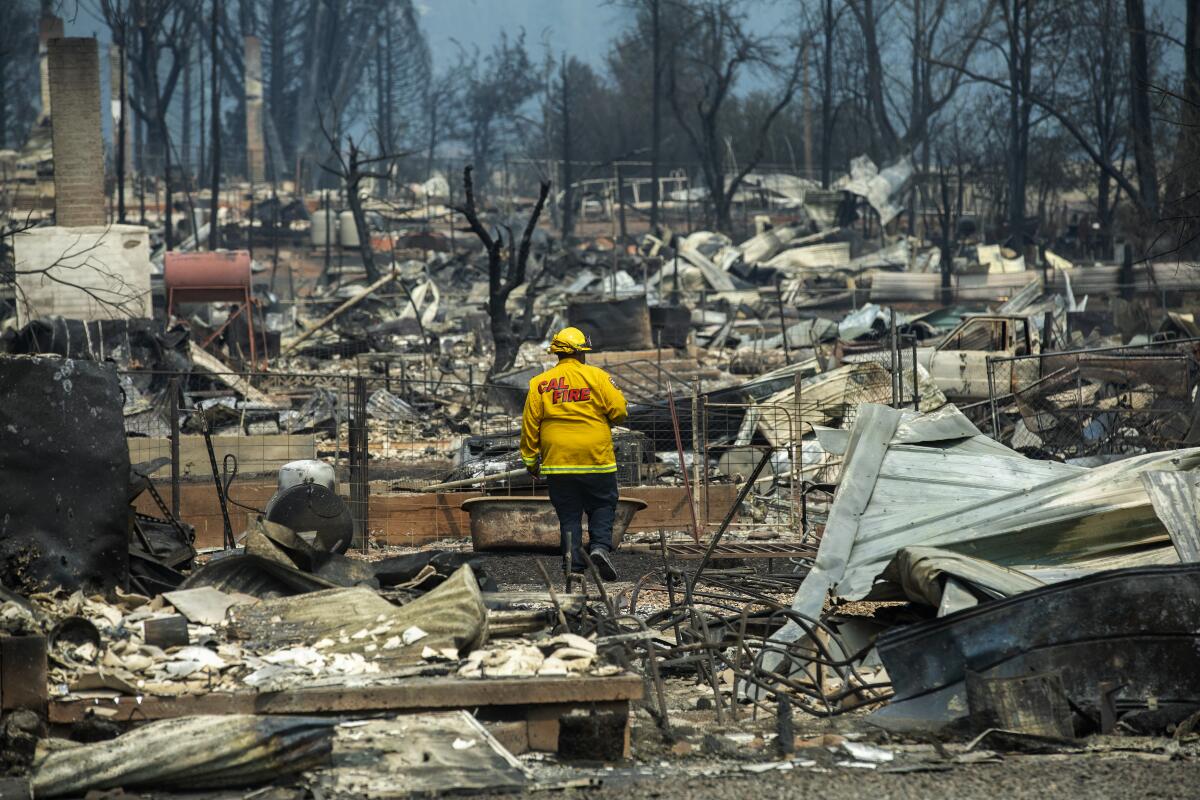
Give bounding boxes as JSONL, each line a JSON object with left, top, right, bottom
{"left": 520, "top": 326, "right": 628, "bottom": 580}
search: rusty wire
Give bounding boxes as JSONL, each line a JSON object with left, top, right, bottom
{"left": 570, "top": 557, "right": 891, "bottom": 720}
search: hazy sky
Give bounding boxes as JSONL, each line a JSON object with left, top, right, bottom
{"left": 417, "top": 0, "right": 634, "bottom": 70}
{"left": 57, "top": 0, "right": 1183, "bottom": 146}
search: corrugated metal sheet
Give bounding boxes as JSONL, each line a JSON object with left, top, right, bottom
{"left": 866, "top": 545, "right": 1046, "bottom": 612}
{"left": 765, "top": 241, "right": 851, "bottom": 270}
{"left": 955, "top": 272, "right": 1045, "bottom": 301}
{"left": 310, "top": 711, "right": 527, "bottom": 797}
{"left": 866, "top": 259, "right": 1200, "bottom": 302}
{"left": 1141, "top": 471, "right": 1200, "bottom": 561}
{"left": 32, "top": 715, "right": 335, "bottom": 797}
{"left": 870, "top": 261, "right": 1200, "bottom": 302}
{"left": 872, "top": 563, "right": 1200, "bottom": 732}
{"left": 739, "top": 224, "right": 804, "bottom": 264}
{"left": 752, "top": 361, "right": 944, "bottom": 445}
{"left": 227, "top": 565, "right": 488, "bottom": 662}
{"left": 869, "top": 271, "right": 940, "bottom": 302}
{"left": 1047, "top": 262, "right": 1200, "bottom": 293}
{"left": 785, "top": 403, "right": 1200, "bottom": 622}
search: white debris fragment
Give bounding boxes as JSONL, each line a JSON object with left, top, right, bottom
{"left": 401, "top": 625, "right": 428, "bottom": 645}
{"left": 840, "top": 741, "right": 894, "bottom": 763}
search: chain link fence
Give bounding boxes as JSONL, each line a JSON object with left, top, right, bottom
{"left": 986, "top": 338, "right": 1200, "bottom": 459}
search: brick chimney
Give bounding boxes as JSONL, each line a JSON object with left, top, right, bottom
{"left": 48, "top": 38, "right": 105, "bottom": 227}
{"left": 244, "top": 36, "right": 265, "bottom": 185}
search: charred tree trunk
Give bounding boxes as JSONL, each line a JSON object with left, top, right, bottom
{"left": 1125, "top": 0, "right": 1159, "bottom": 217}
{"left": 561, "top": 54, "right": 574, "bottom": 239}
{"left": 340, "top": 139, "right": 382, "bottom": 283}
{"left": 649, "top": 0, "right": 661, "bottom": 231}
{"left": 208, "top": 0, "right": 221, "bottom": 251}
{"left": 1005, "top": 0, "right": 1032, "bottom": 245}
{"left": 162, "top": 113, "right": 172, "bottom": 250}
{"left": 199, "top": 34, "right": 206, "bottom": 182}
{"left": 182, "top": 46, "right": 191, "bottom": 178}
{"left": 117, "top": 32, "right": 127, "bottom": 223}
{"left": 936, "top": 153, "right": 954, "bottom": 305}
{"left": 345, "top": 187, "right": 378, "bottom": 281}
{"left": 0, "top": 44, "right": 6, "bottom": 150}
{"left": 454, "top": 166, "right": 550, "bottom": 377}
{"left": 1097, "top": 172, "right": 1113, "bottom": 260}
{"left": 853, "top": 0, "right": 899, "bottom": 158}
{"left": 820, "top": 0, "right": 835, "bottom": 187}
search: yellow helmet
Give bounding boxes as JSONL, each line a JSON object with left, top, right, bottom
{"left": 548, "top": 326, "right": 593, "bottom": 354}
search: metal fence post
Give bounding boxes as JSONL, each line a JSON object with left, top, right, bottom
{"left": 350, "top": 375, "right": 369, "bottom": 550}
{"left": 168, "top": 376, "right": 181, "bottom": 517}
{"left": 691, "top": 385, "right": 703, "bottom": 535}
{"left": 889, "top": 309, "right": 899, "bottom": 408}
{"left": 911, "top": 336, "right": 919, "bottom": 410}
{"left": 987, "top": 357, "right": 1000, "bottom": 438}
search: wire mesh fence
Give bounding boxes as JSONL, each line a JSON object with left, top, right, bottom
{"left": 986, "top": 338, "right": 1200, "bottom": 459}
{"left": 119, "top": 314, "right": 954, "bottom": 554}
{"left": 122, "top": 369, "right": 367, "bottom": 547}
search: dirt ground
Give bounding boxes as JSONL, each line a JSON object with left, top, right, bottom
{"left": 505, "top": 756, "right": 1200, "bottom": 800}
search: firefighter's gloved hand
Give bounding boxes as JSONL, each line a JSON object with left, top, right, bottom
{"left": 526, "top": 462, "right": 540, "bottom": 478}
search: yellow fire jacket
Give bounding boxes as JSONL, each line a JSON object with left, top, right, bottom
{"left": 520, "top": 358, "right": 628, "bottom": 475}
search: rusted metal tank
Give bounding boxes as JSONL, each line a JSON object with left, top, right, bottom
{"left": 461, "top": 496, "right": 647, "bottom": 553}
{"left": 163, "top": 250, "right": 252, "bottom": 303}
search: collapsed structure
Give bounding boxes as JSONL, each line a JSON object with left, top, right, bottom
{"left": 2, "top": 22, "right": 1200, "bottom": 800}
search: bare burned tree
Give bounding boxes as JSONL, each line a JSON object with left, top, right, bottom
{"left": 925, "top": 0, "right": 1165, "bottom": 248}
{"left": 930, "top": 122, "right": 977, "bottom": 304}
{"left": 319, "top": 118, "right": 406, "bottom": 283}
{"left": 453, "top": 166, "right": 551, "bottom": 378}
{"left": 0, "top": 0, "right": 37, "bottom": 152}
{"left": 456, "top": 32, "right": 542, "bottom": 195}
{"left": 667, "top": 0, "right": 802, "bottom": 234}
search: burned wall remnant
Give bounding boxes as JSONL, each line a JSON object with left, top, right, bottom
{"left": 12, "top": 225, "right": 153, "bottom": 325}
{"left": 0, "top": 355, "right": 129, "bottom": 593}
{"left": 567, "top": 297, "right": 653, "bottom": 351}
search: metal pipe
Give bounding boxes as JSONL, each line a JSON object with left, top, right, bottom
{"left": 168, "top": 377, "right": 180, "bottom": 517}
{"left": 200, "top": 413, "right": 235, "bottom": 549}
{"left": 688, "top": 447, "right": 773, "bottom": 594}
{"left": 666, "top": 380, "right": 701, "bottom": 543}
{"left": 776, "top": 275, "right": 791, "bottom": 364}
{"left": 418, "top": 467, "right": 528, "bottom": 493}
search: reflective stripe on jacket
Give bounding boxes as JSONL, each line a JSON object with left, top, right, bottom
{"left": 519, "top": 358, "right": 628, "bottom": 474}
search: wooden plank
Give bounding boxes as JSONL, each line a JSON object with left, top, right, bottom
{"left": 129, "top": 434, "right": 317, "bottom": 479}
{"left": 49, "top": 675, "right": 644, "bottom": 724}
{"left": 188, "top": 342, "right": 279, "bottom": 405}
{"left": 133, "top": 480, "right": 273, "bottom": 548}
{"left": 281, "top": 271, "right": 398, "bottom": 355}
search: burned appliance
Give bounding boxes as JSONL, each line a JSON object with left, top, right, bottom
{"left": 263, "top": 460, "right": 354, "bottom": 554}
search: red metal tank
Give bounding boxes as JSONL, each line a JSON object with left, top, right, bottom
{"left": 164, "top": 250, "right": 251, "bottom": 303}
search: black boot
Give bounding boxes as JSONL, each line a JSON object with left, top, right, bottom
{"left": 590, "top": 549, "right": 618, "bottom": 581}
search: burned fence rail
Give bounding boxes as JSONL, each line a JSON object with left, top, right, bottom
{"left": 986, "top": 339, "right": 1200, "bottom": 459}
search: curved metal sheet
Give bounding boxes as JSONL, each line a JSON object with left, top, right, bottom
{"left": 873, "top": 564, "right": 1200, "bottom": 729}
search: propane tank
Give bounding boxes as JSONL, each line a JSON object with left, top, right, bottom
{"left": 338, "top": 210, "right": 360, "bottom": 248}
{"left": 276, "top": 459, "right": 336, "bottom": 493}
{"left": 310, "top": 207, "right": 338, "bottom": 247}
{"left": 264, "top": 459, "right": 351, "bottom": 553}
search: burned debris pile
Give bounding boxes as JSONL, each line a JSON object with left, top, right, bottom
{"left": 4, "top": 73, "right": 1200, "bottom": 794}
{"left": 4, "top": 185, "right": 1199, "bottom": 794}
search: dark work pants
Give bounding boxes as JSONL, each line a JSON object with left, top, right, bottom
{"left": 545, "top": 473, "right": 619, "bottom": 572}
